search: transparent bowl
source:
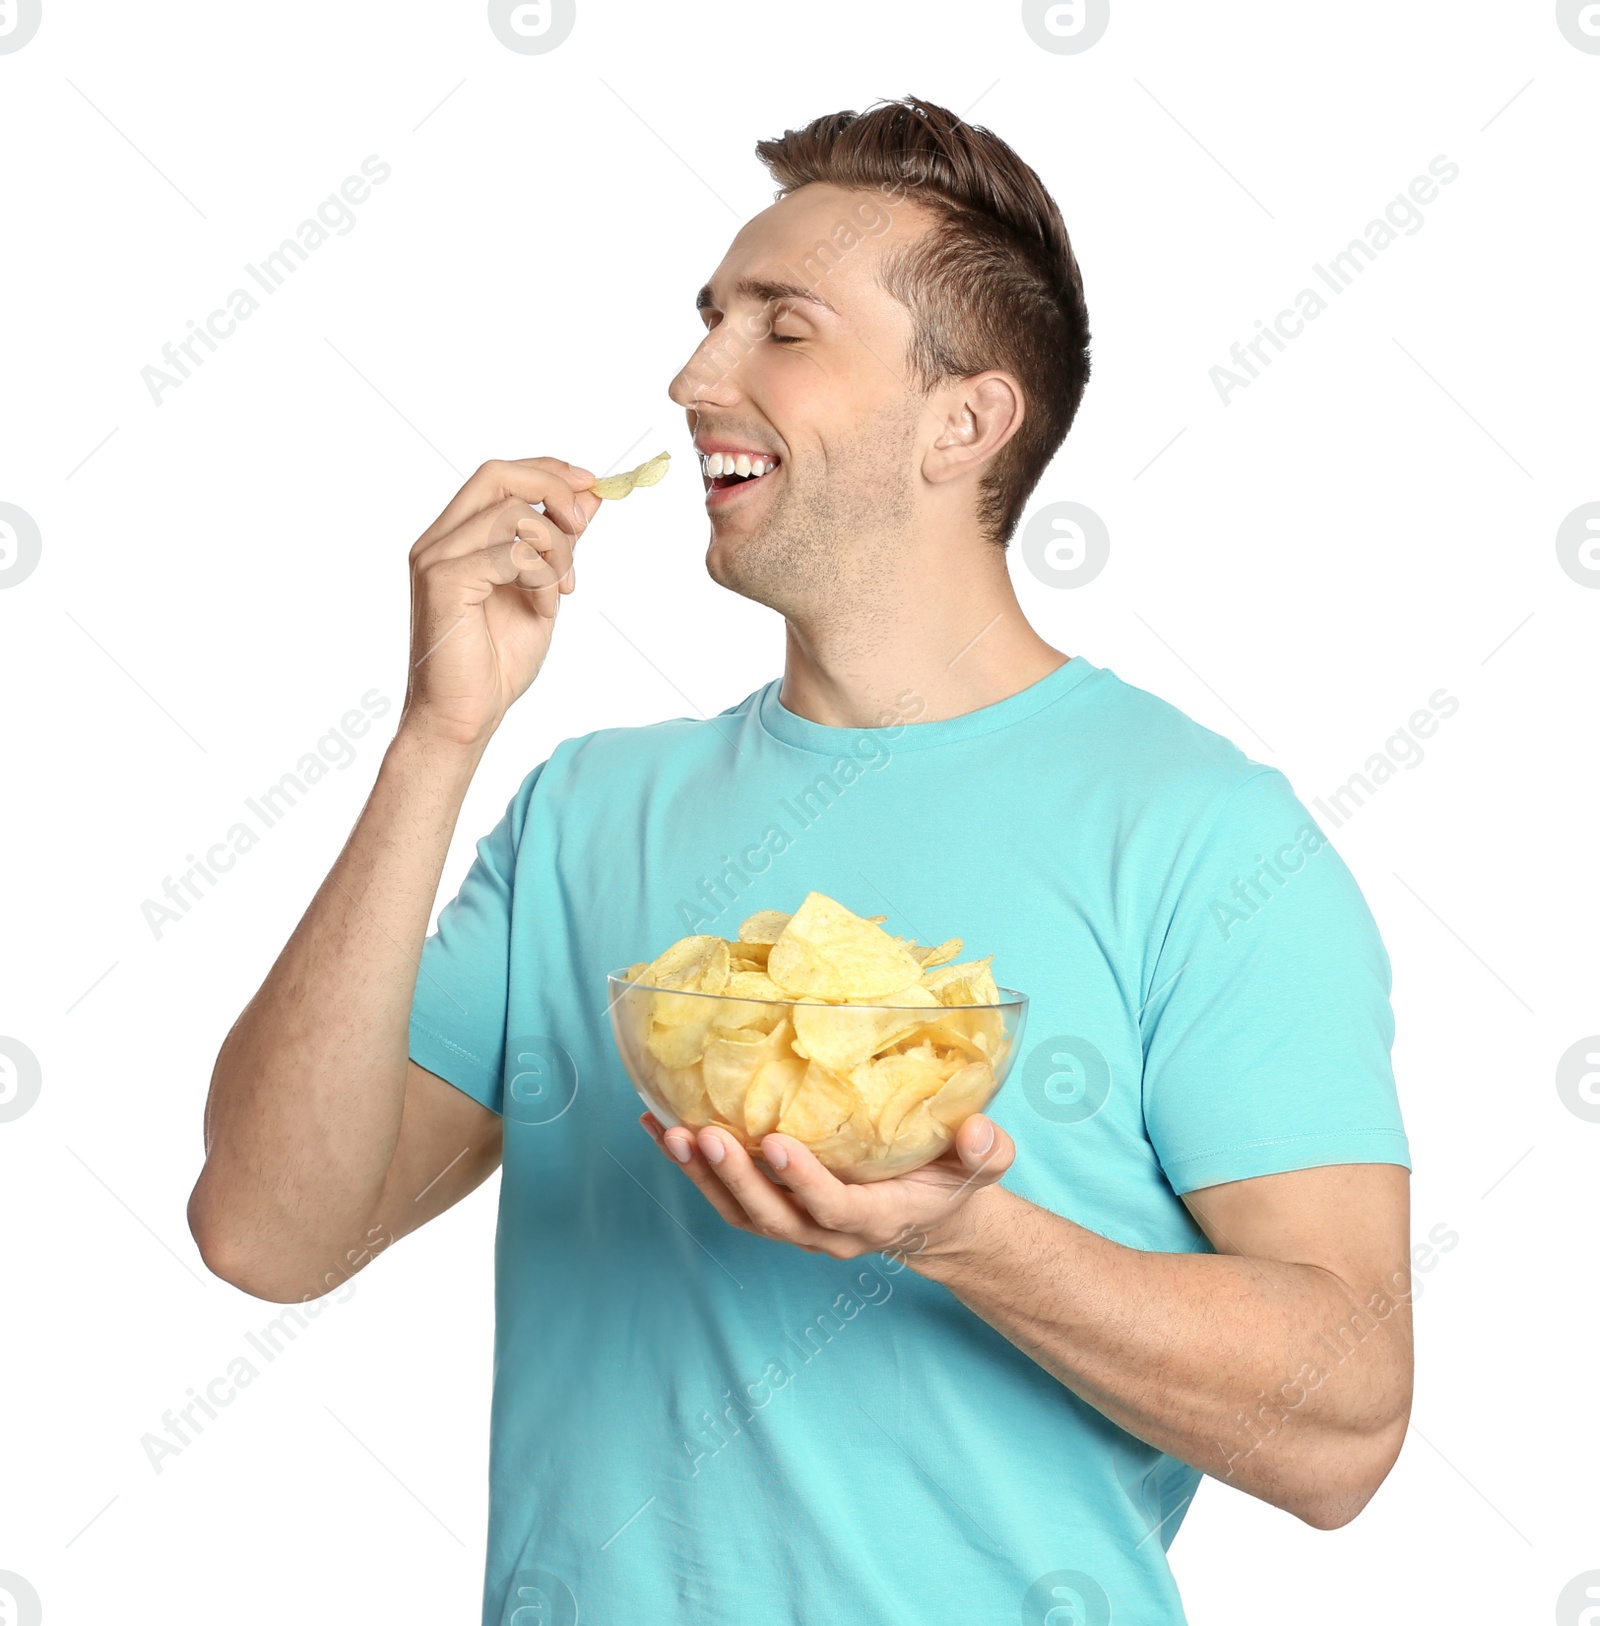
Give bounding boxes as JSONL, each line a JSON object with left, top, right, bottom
{"left": 608, "top": 971, "right": 1028, "bottom": 1182}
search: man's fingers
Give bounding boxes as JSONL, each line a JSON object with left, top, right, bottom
{"left": 418, "top": 504, "right": 575, "bottom": 626}
{"left": 414, "top": 457, "right": 597, "bottom": 557}
{"left": 756, "top": 1136, "right": 862, "bottom": 1231}
{"left": 650, "top": 1122, "right": 766, "bottom": 1233}
{"left": 693, "top": 1128, "right": 830, "bottom": 1240}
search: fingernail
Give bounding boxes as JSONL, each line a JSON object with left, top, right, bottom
{"left": 764, "top": 1139, "right": 788, "bottom": 1171}
{"left": 970, "top": 1120, "right": 995, "bottom": 1156}
{"left": 699, "top": 1131, "right": 725, "bottom": 1165}
{"left": 665, "top": 1132, "right": 692, "bottom": 1164}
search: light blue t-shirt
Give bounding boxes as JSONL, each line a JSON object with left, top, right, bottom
{"left": 408, "top": 656, "right": 1409, "bottom": 1626}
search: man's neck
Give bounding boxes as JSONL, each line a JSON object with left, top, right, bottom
{"left": 777, "top": 561, "right": 1070, "bottom": 729}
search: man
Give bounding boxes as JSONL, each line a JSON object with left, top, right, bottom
{"left": 190, "top": 97, "right": 1412, "bottom": 1624}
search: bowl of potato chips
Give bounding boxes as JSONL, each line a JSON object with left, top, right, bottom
{"left": 608, "top": 892, "right": 1027, "bottom": 1182}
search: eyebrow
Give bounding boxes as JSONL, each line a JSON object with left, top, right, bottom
{"left": 695, "top": 276, "right": 839, "bottom": 317}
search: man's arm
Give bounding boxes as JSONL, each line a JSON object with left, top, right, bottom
{"left": 189, "top": 457, "right": 599, "bottom": 1302}
{"left": 643, "top": 1116, "right": 1412, "bottom": 1531}
{"left": 913, "top": 1160, "right": 1413, "bottom": 1530}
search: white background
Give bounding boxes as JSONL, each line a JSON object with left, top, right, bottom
{"left": 1, "top": 2, "right": 1596, "bottom": 1621}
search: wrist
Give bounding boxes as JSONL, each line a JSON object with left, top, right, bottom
{"left": 905, "top": 1183, "right": 1010, "bottom": 1283}
{"left": 383, "top": 719, "right": 489, "bottom": 790}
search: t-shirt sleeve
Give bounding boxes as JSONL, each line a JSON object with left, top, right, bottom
{"left": 1139, "top": 767, "right": 1410, "bottom": 1194}
{"left": 407, "top": 766, "right": 545, "bottom": 1115}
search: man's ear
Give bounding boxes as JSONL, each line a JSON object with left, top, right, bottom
{"left": 922, "top": 371, "right": 1025, "bottom": 486}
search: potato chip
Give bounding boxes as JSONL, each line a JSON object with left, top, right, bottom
{"left": 872, "top": 1045, "right": 958, "bottom": 1141}
{"left": 776, "top": 1060, "right": 857, "bottom": 1144}
{"left": 590, "top": 449, "right": 671, "bottom": 500}
{"left": 912, "top": 937, "right": 963, "bottom": 968}
{"left": 653, "top": 1059, "right": 711, "bottom": 1121}
{"left": 743, "top": 1055, "right": 806, "bottom": 1140}
{"left": 702, "top": 1018, "right": 794, "bottom": 1124}
{"left": 888, "top": 1101, "right": 948, "bottom": 1162}
{"left": 895, "top": 1016, "right": 986, "bottom": 1063}
{"left": 737, "top": 909, "right": 791, "bottom": 945}
{"left": 791, "top": 984, "right": 937, "bottom": 1074}
{"left": 725, "top": 970, "right": 784, "bottom": 1001}
{"left": 805, "top": 1103, "right": 880, "bottom": 1174}
{"left": 925, "top": 1059, "right": 997, "bottom": 1130}
{"left": 768, "top": 892, "right": 923, "bottom": 1002}
{"left": 923, "top": 956, "right": 999, "bottom": 1005}
{"left": 646, "top": 934, "right": 729, "bottom": 993}
{"left": 646, "top": 1008, "right": 719, "bottom": 1070}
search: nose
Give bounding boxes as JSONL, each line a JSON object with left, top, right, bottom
{"left": 668, "top": 326, "right": 744, "bottom": 412}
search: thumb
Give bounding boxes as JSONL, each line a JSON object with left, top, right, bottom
{"left": 954, "top": 1115, "right": 1014, "bottom": 1181}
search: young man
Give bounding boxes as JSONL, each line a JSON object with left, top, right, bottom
{"left": 191, "top": 98, "right": 1412, "bottom": 1624}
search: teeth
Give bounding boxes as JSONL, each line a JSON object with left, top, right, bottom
{"left": 700, "top": 451, "right": 777, "bottom": 480}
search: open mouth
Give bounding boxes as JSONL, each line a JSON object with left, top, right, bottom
{"left": 700, "top": 450, "right": 780, "bottom": 503}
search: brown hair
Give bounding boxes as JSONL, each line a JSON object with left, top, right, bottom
{"left": 755, "top": 95, "right": 1091, "bottom": 545}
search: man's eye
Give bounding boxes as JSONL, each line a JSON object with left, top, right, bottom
{"left": 768, "top": 332, "right": 803, "bottom": 345}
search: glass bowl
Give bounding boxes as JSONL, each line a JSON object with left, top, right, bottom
{"left": 608, "top": 971, "right": 1028, "bottom": 1182}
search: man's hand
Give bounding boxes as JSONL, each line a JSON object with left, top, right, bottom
{"left": 641, "top": 1111, "right": 1015, "bottom": 1261}
{"left": 403, "top": 457, "right": 600, "bottom": 750}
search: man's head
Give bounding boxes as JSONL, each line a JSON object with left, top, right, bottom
{"left": 668, "top": 96, "right": 1091, "bottom": 618}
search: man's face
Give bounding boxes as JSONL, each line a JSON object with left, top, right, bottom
{"left": 667, "top": 183, "right": 937, "bottom": 617}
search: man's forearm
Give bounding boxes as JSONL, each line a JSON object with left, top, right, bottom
{"left": 189, "top": 727, "right": 484, "bottom": 1296}
{"left": 909, "top": 1186, "right": 1413, "bottom": 1528}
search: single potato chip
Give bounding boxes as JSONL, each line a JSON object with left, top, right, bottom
{"left": 652, "top": 1059, "right": 711, "bottom": 1122}
{"left": 736, "top": 909, "right": 791, "bottom": 945}
{"left": 791, "top": 984, "right": 937, "bottom": 1074}
{"left": 744, "top": 1055, "right": 806, "bottom": 1140}
{"left": 645, "top": 1008, "right": 719, "bottom": 1070}
{"left": 725, "top": 970, "right": 785, "bottom": 1001}
{"left": 923, "top": 956, "right": 1000, "bottom": 1006}
{"left": 646, "top": 934, "right": 729, "bottom": 994}
{"left": 913, "top": 937, "right": 963, "bottom": 968}
{"left": 805, "top": 1103, "right": 880, "bottom": 1174}
{"left": 767, "top": 892, "right": 923, "bottom": 1002}
{"left": 925, "top": 1059, "right": 997, "bottom": 1129}
{"left": 776, "top": 1060, "right": 857, "bottom": 1144}
{"left": 590, "top": 450, "right": 671, "bottom": 500}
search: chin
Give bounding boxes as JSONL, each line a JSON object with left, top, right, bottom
{"left": 705, "top": 527, "right": 796, "bottom": 615}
